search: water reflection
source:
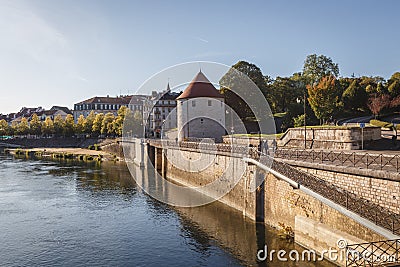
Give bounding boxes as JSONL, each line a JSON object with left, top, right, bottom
{"left": 0, "top": 149, "right": 336, "bottom": 266}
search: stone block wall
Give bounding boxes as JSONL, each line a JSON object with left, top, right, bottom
{"left": 296, "top": 166, "right": 400, "bottom": 214}
{"left": 164, "top": 147, "right": 257, "bottom": 220}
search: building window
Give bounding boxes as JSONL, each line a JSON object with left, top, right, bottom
{"left": 192, "top": 100, "right": 196, "bottom": 107}
{"left": 208, "top": 100, "right": 212, "bottom": 106}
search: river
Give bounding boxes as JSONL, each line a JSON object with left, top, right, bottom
{"left": 0, "top": 150, "right": 336, "bottom": 266}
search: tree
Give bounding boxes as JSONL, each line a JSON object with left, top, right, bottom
{"left": 64, "top": 114, "right": 75, "bottom": 137}
{"left": 368, "top": 94, "right": 390, "bottom": 118}
{"left": 113, "top": 106, "right": 129, "bottom": 136}
{"left": 341, "top": 79, "right": 368, "bottom": 113}
{"left": 17, "top": 118, "right": 29, "bottom": 136}
{"left": 83, "top": 111, "right": 96, "bottom": 135}
{"left": 0, "top": 119, "right": 11, "bottom": 136}
{"left": 42, "top": 117, "right": 55, "bottom": 136}
{"left": 220, "top": 61, "right": 268, "bottom": 120}
{"left": 30, "top": 113, "right": 42, "bottom": 136}
{"left": 53, "top": 114, "right": 65, "bottom": 137}
{"left": 75, "top": 115, "right": 85, "bottom": 135}
{"left": 302, "top": 54, "right": 339, "bottom": 85}
{"left": 387, "top": 72, "right": 400, "bottom": 97}
{"left": 92, "top": 113, "right": 105, "bottom": 136}
{"left": 101, "top": 112, "right": 115, "bottom": 136}
{"left": 307, "top": 76, "right": 340, "bottom": 124}
{"left": 269, "top": 76, "right": 303, "bottom": 113}
{"left": 123, "top": 110, "right": 143, "bottom": 137}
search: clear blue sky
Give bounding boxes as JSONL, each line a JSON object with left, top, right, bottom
{"left": 1, "top": 0, "right": 399, "bottom": 114}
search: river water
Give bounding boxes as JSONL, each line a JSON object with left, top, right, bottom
{"left": 0, "top": 150, "right": 336, "bottom": 266}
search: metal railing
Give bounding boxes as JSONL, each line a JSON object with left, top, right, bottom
{"left": 274, "top": 148, "right": 400, "bottom": 173}
{"left": 346, "top": 239, "right": 400, "bottom": 266}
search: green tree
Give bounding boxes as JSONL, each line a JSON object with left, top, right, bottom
{"left": 101, "top": 112, "right": 115, "bottom": 136}
{"left": 220, "top": 61, "right": 268, "bottom": 120}
{"left": 302, "top": 54, "right": 339, "bottom": 85}
{"left": 92, "top": 113, "right": 105, "bottom": 136}
{"left": 83, "top": 111, "right": 96, "bottom": 135}
{"left": 269, "top": 76, "right": 303, "bottom": 113}
{"left": 54, "top": 114, "right": 65, "bottom": 137}
{"left": 30, "top": 113, "right": 42, "bottom": 136}
{"left": 64, "top": 114, "right": 75, "bottom": 137}
{"left": 307, "top": 76, "right": 340, "bottom": 124}
{"left": 42, "top": 117, "right": 55, "bottom": 136}
{"left": 0, "top": 119, "right": 11, "bottom": 136}
{"left": 75, "top": 115, "right": 85, "bottom": 135}
{"left": 341, "top": 79, "right": 368, "bottom": 113}
{"left": 387, "top": 72, "right": 400, "bottom": 96}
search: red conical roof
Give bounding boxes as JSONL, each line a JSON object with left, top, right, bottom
{"left": 177, "top": 71, "right": 224, "bottom": 100}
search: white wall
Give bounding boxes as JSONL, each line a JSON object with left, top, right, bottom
{"left": 177, "top": 97, "right": 225, "bottom": 142}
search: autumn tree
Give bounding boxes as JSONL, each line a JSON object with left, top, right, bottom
{"left": 54, "top": 115, "right": 65, "bottom": 137}
{"left": 307, "top": 76, "right": 340, "bottom": 124}
{"left": 30, "top": 113, "right": 42, "bottom": 136}
{"left": 101, "top": 112, "right": 115, "bottom": 136}
{"left": 368, "top": 94, "right": 391, "bottom": 118}
{"left": 17, "top": 118, "right": 29, "bottom": 136}
{"left": 75, "top": 115, "right": 85, "bottom": 135}
{"left": 92, "top": 113, "right": 105, "bottom": 136}
{"left": 0, "top": 119, "right": 11, "bottom": 136}
{"left": 64, "top": 114, "right": 75, "bottom": 137}
{"left": 113, "top": 106, "right": 129, "bottom": 136}
{"left": 42, "top": 117, "right": 55, "bottom": 136}
{"left": 83, "top": 111, "right": 96, "bottom": 135}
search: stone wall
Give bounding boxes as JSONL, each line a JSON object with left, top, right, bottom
{"left": 294, "top": 166, "right": 400, "bottom": 214}
{"left": 278, "top": 127, "right": 381, "bottom": 150}
{"left": 263, "top": 172, "right": 384, "bottom": 242}
{"left": 164, "top": 147, "right": 257, "bottom": 220}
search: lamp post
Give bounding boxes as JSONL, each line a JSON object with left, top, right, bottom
{"left": 303, "top": 89, "right": 307, "bottom": 149}
{"left": 296, "top": 94, "right": 307, "bottom": 149}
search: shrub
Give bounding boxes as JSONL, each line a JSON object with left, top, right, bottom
{"left": 370, "top": 119, "right": 393, "bottom": 129}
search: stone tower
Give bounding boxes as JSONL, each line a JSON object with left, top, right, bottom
{"left": 176, "top": 71, "right": 225, "bottom": 142}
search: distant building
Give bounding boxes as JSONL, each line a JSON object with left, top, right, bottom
{"left": 35, "top": 106, "right": 72, "bottom": 121}
{"left": 143, "top": 83, "right": 181, "bottom": 138}
{"left": 177, "top": 71, "right": 225, "bottom": 142}
{"left": 73, "top": 95, "right": 145, "bottom": 122}
{"left": 10, "top": 107, "right": 44, "bottom": 124}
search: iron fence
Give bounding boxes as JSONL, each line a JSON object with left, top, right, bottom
{"left": 346, "top": 239, "right": 400, "bottom": 266}
{"left": 274, "top": 148, "right": 400, "bottom": 173}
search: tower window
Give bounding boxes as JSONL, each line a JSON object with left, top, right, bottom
{"left": 208, "top": 100, "right": 212, "bottom": 106}
{"left": 192, "top": 100, "right": 196, "bottom": 107}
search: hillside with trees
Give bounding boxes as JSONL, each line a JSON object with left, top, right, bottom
{"left": 220, "top": 55, "right": 400, "bottom": 132}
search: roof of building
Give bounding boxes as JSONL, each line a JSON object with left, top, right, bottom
{"left": 50, "top": 106, "right": 72, "bottom": 114}
{"left": 177, "top": 71, "right": 223, "bottom": 100}
{"left": 76, "top": 95, "right": 147, "bottom": 106}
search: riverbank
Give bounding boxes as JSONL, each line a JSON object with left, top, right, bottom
{"left": 5, "top": 147, "right": 121, "bottom": 162}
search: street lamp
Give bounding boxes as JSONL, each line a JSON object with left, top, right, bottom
{"left": 297, "top": 92, "right": 307, "bottom": 149}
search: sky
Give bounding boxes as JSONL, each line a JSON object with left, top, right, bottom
{"left": 0, "top": 0, "right": 399, "bottom": 114}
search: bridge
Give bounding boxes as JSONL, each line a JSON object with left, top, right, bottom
{"left": 140, "top": 139, "right": 400, "bottom": 266}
